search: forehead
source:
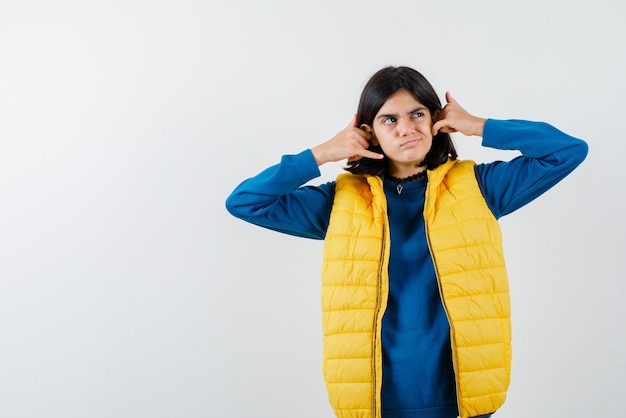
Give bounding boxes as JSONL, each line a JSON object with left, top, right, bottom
{"left": 376, "top": 89, "right": 427, "bottom": 115}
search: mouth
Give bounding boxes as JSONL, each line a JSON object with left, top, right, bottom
{"left": 400, "top": 138, "right": 421, "bottom": 147}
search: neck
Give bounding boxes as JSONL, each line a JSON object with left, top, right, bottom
{"left": 387, "top": 166, "right": 427, "bottom": 179}
{"left": 386, "top": 171, "right": 427, "bottom": 183}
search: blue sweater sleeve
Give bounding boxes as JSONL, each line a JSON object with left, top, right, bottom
{"left": 476, "top": 119, "right": 588, "bottom": 218}
{"left": 225, "top": 149, "right": 334, "bottom": 240}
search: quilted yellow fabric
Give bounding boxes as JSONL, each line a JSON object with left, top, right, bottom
{"left": 321, "top": 159, "right": 511, "bottom": 418}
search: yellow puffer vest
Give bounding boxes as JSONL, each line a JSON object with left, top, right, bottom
{"left": 321, "top": 159, "right": 511, "bottom": 418}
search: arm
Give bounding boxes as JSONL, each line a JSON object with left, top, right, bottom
{"left": 432, "top": 92, "right": 588, "bottom": 219}
{"left": 225, "top": 115, "right": 384, "bottom": 239}
{"left": 225, "top": 150, "right": 334, "bottom": 240}
{"left": 475, "top": 119, "right": 588, "bottom": 218}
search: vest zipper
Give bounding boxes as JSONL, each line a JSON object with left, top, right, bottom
{"left": 371, "top": 216, "right": 387, "bottom": 418}
{"left": 424, "top": 184, "right": 463, "bottom": 418}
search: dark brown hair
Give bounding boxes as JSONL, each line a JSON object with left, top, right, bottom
{"left": 345, "top": 66, "right": 457, "bottom": 175}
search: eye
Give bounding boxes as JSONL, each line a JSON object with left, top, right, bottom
{"left": 411, "top": 111, "right": 424, "bottom": 118}
{"left": 382, "top": 117, "right": 396, "bottom": 125}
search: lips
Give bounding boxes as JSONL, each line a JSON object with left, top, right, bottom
{"left": 400, "top": 138, "right": 421, "bottom": 147}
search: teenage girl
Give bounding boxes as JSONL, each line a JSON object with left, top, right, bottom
{"left": 226, "top": 66, "right": 588, "bottom": 418}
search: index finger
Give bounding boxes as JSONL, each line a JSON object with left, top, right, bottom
{"left": 352, "top": 149, "right": 384, "bottom": 161}
{"left": 432, "top": 119, "right": 457, "bottom": 135}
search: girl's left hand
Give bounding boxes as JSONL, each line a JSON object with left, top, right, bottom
{"left": 432, "top": 92, "right": 486, "bottom": 137}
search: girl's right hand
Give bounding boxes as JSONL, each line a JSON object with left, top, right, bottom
{"left": 432, "top": 92, "right": 486, "bottom": 137}
{"left": 311, "top": 115, "right": 384, "bottom": 166}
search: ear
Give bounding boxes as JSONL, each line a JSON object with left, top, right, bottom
{"left": 360, "top": 124, "right": 379, "bottom": 145}
{"left": 432, "top": 109, "right": 441, "bottom": 123}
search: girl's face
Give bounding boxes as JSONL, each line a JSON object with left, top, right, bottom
{"left": 368, "top": 89, "right": 434, "bottom": 178}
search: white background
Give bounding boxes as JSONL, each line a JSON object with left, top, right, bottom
{"left": 1, "top": 1, "right": 624, "bottom": 417}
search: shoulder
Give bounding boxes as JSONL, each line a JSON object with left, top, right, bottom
{"left": 335, "top": 173, "right": 371, "bottom": 192}
{"left": 429, "top": 159, "right": 477, "bottom": 185}
{"left": 333, "top": 173, "right": 385, "bottom": 207}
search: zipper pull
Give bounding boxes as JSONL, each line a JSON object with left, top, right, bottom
{"left": 396, "top": 183, "right": 403, "bottom": 194}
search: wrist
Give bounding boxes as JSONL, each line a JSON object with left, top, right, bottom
{"left": 473, "top": 117, "right": 487, "bottom": 136}
{"left": 310, "top": 145, "right": 328, "bottom": 166}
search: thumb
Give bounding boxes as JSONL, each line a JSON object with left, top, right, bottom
{"left": 445, "top": 91, "right": 458, "bottom": 105}
{"left": 346, "top": 114, "right": 358, "bottom": 128}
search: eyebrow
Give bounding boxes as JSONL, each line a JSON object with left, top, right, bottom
{"left": 377, "top": 107, "right": 427, "bottom": 120}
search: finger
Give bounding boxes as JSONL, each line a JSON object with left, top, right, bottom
{"left": 432, "top": 119, "right": 456, "bottom": 135}
{"left": 363, "top": 149, "right": 384, "bottom": 159}
{"left": 347, "top": 147, "right": 384, "bottom": 162}
{"left": 432, "top": 119, "right": 444, "bottom": 134}
{"left": 445, "top": 91, "right": 458, "bottom": 105}
{"left": 346, "top": 132, "right": 372, "bottom": 150}
{"left": 354, "top": 148, "right": 384, "bottom": 160}
{"left": 355, "top": 135, "right": 373, "bottom": 149}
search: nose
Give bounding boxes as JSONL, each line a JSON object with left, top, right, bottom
{"left": 397, "top": 117, "right": 417, "bottom": 136}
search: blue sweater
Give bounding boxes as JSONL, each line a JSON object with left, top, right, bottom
{"left": 226, "top": 119, "right": 588, "bottom": 418}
